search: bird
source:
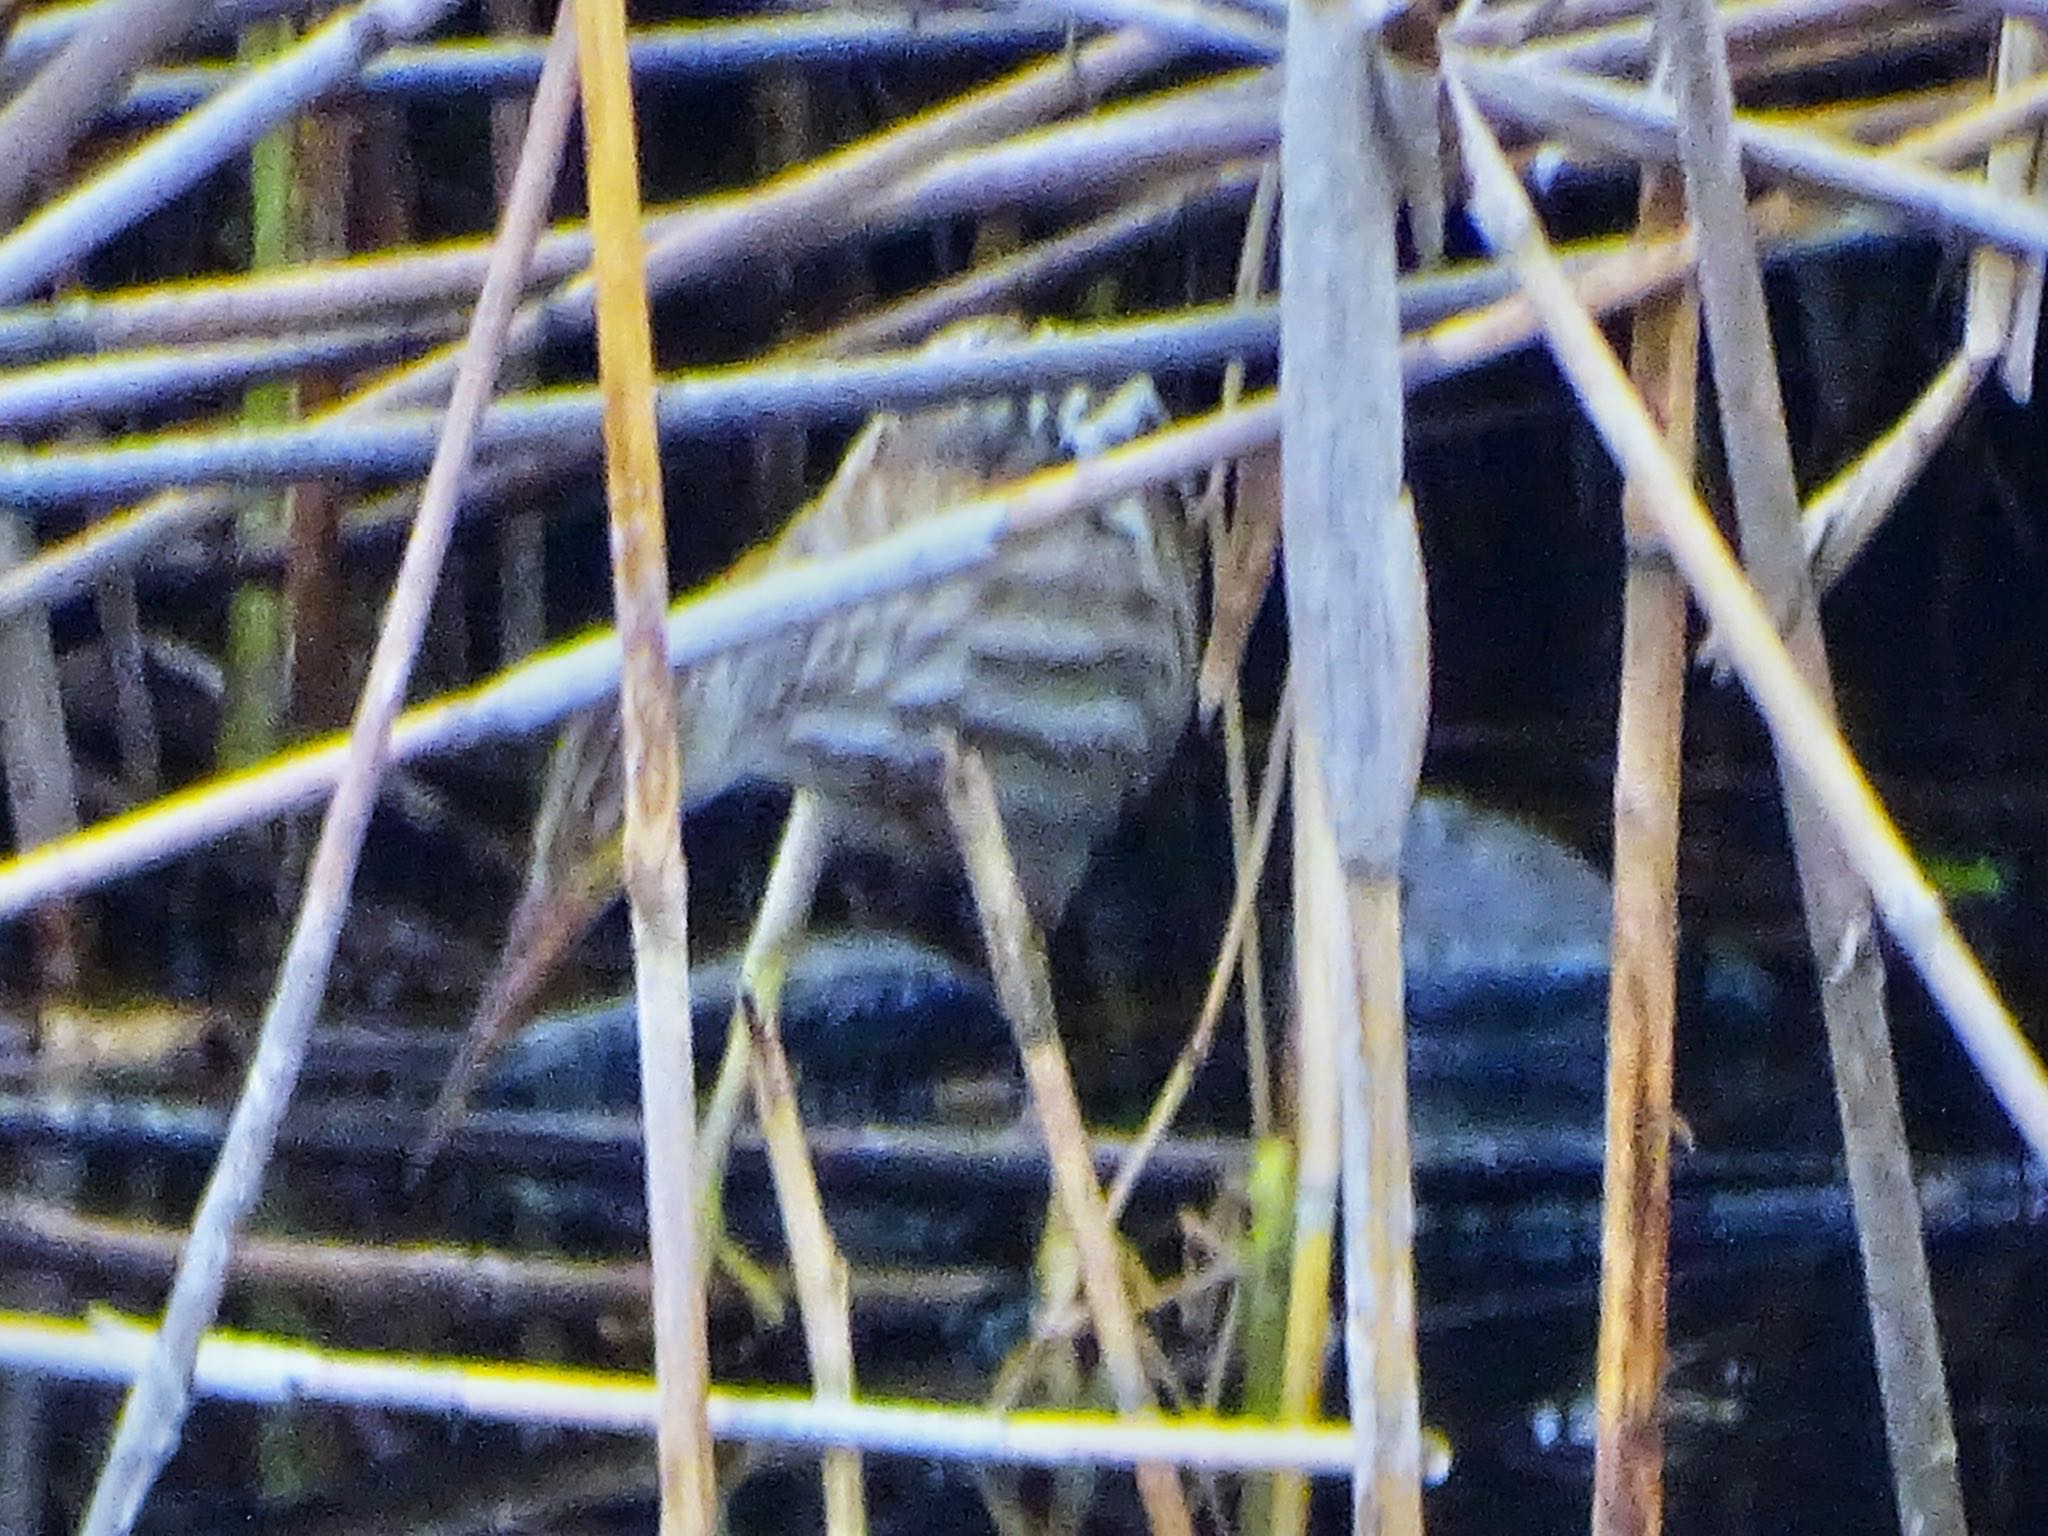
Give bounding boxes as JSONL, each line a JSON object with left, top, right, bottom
{"left": 420, "top": 316, "right": 1201, "bottom": 1154}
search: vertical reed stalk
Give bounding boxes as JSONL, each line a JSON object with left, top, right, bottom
{"left": 1279, "top": 0, "right": 1430, "bottom": 1529}
{"left": 1590, "top": 163, "right": 1697, "bottom": 1536}
{"left": 571, "top": 0, "right": 714, "bottom": 1527}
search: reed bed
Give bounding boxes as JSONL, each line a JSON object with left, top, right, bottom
{"left": 0, "top": 1, "right": 2044, "bottom": 1534}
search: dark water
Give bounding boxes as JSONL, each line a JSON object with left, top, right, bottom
{"left": 372, "top": 793, "right": 2042, "bottom": 1536}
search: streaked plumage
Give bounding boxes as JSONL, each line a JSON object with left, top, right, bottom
{"left": 425, "top": 316, "right": 1199, "bottom": 1149}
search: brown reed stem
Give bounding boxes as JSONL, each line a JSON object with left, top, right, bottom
{"left": 940, "top": 737, "right": 1194, "bottom": 1536}
{"left": 1590, "top": 162, "right": 1697, "bottom": 1536}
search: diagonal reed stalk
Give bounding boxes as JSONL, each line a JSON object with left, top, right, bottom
{"left": 941, "top": 737, "right": 1195, "bottom": 1536}
{"left": 1647, "top": 3, "right": 1967, "bottom": 1530}
{"left": 70, "top": 15, "right": 584, "bottom": 1533}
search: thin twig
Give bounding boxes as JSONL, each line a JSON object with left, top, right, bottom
{"left": 72, "top": 19, "right": 582, "bottom": 1533}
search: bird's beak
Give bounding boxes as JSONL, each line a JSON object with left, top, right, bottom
{"left": 412, "top": 878, "right": 605, "bottom": 1174}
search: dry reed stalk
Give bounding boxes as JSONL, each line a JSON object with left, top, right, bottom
{"left": 0, "top": 140, "right": 1957, "bottom": 911}
{"left": 1261, "top": 729, "right": 1342, "bottom": 1536}
{"left": 1773, "top": 80, "right": 1984, "bottom": 147}
{"left": 788, "top": 166, "right": 1265, "bottom": 362}
{"left": 739, "top": 982, "right": 865, "bottom": 1536}
{"left": 0, "top": 31, "right": 1189, "bottom": 629}
{"left": 701, "top": 793, "right": 863, "bottom": 1536}
{"left": 1685, "top": 23, "right": 2048, "bottom": 621}
{"left": 1650, "top": 6, "right": 1967, "bottom": 1531}
{"left": 1450, "top": 54, "right": 2048, "bottom": 255}
{"left": 216, "top": 8, "right": 300, "bottom": 777}
{"left": 939, "top": 738, "right": 1195, "bottom": 1536}
{"left": 1994, "top": 24, "right": 2048, "bottom": 401}
{"left": 3, "top": 1194, "right": 1023, "bottom": 1321}
{"left": 1113, "top": 677, "right": 1294, "bottom": 1219}
{"left": 692, "top": 793, "right": 828, "bottom": 1213}
{"left": 1450, "top": 0, "right": 1646, "bottom": 48}
{"left": 1698, "top": 64, "right": 2048, "bottom": 627}
{"left": 1512, "top": 0, "right": 1919, "bottom": 76}
{"left": 0, "top": 1303, "right": 1391, "bottom": 1471}
{"left": 1448, "top": 62, "right": 2048, "bottom": 1164}
{"left": 91, "top": 566, "right": 158, "bottom": 795}
{"left": 1590, "top": 163, "right": 1697, "bottom": 1536}
{"left": 0, "top": 31, "right": 1181, "bottom": 365}
{"left": 69, "top": 14, "right": 583, "bottom": 1534}
{"left": 102, "top": 15, "right": 1077, "bottom": 122}
{"left": 1797, "top": 351, "right": 1985, "bottom": 599}
{"left": 0, "top": 478, "right": 82, "bottom": 1536}
{"left": 0, "top": 509, "right": 78, "bottom": 973}
{"left": 483, "top": 0, "right": 544, "bottom": 666}
{"left": 0, "top": 158, "right": 1862, "bottom": 629}
{"left": 0, "top": 395, "right": 1273, "bottom": 915}
{"left": 571, "top": 0, "right": 713, "bottom": 1525}
{"left": 0, "top": 0, "right": 211, "bottom": 224}
{"left": 1279, "top": 8, "right": 1429, "bottom": 1532}
{"left": 1966, "top": 15, "right": 2045, "bottom": 408}
{"left": 1337, "top": 853, "right": 1421, "bottom": 1534}
{"left": 0, "top": 321, "right": 463, "bottom": 431}
{"left": 1450, "top": 79, "right": 2048, "bottom": 1536}
{"left": 0, "top": 0, "right": 470, "bottom": 306}
{"left": 991, "top": 675, "right": 1294, "bottom": 1408}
